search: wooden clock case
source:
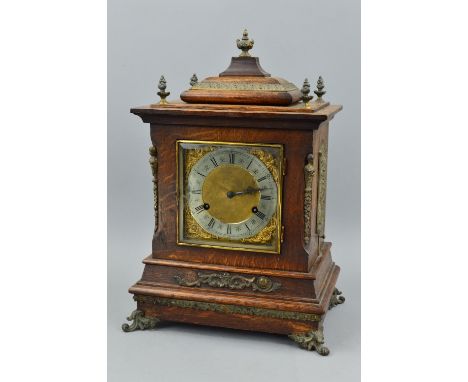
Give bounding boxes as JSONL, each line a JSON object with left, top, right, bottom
{"left": 123, "top": 31, "right": 344, "bottom": 355}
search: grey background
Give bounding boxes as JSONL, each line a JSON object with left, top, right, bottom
{"left": 108, "top": 0, "right": 360, "bottom": 381}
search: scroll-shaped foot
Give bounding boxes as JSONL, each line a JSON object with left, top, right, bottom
{"left": 288, "top": 328, "right": 330, "bottom": 356}
{"left": 329, "top": 288, "right": 345, "bottom": 310}
{"left": 122, "top": 310, "right": 160, "bottom": 332}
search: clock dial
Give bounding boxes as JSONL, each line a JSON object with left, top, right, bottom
{"left": 177, "top": 141, "right": 283, "bottom": 254}
{"left": 187, "top": 148, "right": 277, "bottom": 239}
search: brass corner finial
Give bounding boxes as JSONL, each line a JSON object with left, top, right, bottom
{"left": 157, "top": 75, "right": 170, "bottom": 105}
{"left": 236, "top": 29, "right": 254, "bottom": 57}
{"left": 314, "top": 76, "right": 326, "bottom": 102}
{"left": 301, "top": 78, "right": 314, "bottom": 109}
{"left": 190, "top": 73, "right": 198, "bottom": 87}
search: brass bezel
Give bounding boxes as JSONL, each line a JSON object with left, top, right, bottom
{"left": 176, "top": 140, "right": 284, "bottom": 255}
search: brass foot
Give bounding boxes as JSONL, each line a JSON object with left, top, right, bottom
{"left": 121, "top": 310, "right": 160, "bottom": 332}
{"left": 288, "top": 328, "right": 330, "bottom": 356}
{"left": 329, "top": 288, "right": 345, "bottom": 310}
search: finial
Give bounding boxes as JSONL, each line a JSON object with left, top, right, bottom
{"left": 314, "top": 76, "right": 326, "bottom": 102}
{"left": 236, "top": 29, "right": 254, "bottom": 57}
{"left": 190, "top": 73, "right": 198, "bottom": 87}
{"left": 301, "top": 78, "right": 314, "bottom": 109}
{"left": 157, "top": 75, "right": 170, "bottom": 105}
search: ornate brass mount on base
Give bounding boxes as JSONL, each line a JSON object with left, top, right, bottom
{"left": 301, "top": 78, "right": 314, "bottom": 109}
{"left": 236, "top": 29, "right": 254, "bottom": 57}
{"left": 314, "top": 76, "right": 326, "bottom": 103}
{"left": 289, "top": 327, "right": 330, "bottom": 356}
{"left": 121, "top": 310, "right": 160, "bottom": 332}
{"left": 157, "top": 75, "right": 170, "bottom": 104}
{"left": 329, "top": 288, "right": 346, "bottom": 310}
{"left": 174, "top": 271, "right": 281, "bottom": 293}
{"left": 134, "top": 295, "right": 321, "bottom": 322}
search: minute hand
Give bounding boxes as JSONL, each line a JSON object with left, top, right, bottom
{"left": 226, "top": 187, "right": 267, "bottom": 199}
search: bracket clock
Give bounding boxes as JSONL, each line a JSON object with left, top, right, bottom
{"left": 122, "top": 30, "right": 345, "bottom": 355}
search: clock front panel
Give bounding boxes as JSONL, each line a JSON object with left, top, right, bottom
{"left": 176, "top": 140, "right": 284, "bottom": 254}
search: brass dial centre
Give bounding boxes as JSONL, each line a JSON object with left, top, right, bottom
{"left": 202, "top": 164, "right": 260, "bottom": 223}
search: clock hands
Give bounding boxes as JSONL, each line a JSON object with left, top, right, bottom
{"left": 226, "top": 186, "right": 268, "bottom": 199}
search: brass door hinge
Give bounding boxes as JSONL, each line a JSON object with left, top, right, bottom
{"left": 283, "top": 157, "right": 287, "bottom": 176}
{"left": 281, "top": 225, "right": 285, "bottom": 243}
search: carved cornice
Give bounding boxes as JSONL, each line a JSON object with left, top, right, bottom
{"left": 134, "top": 295, "right": 321, "bottom": 322}
{"left": 174, "top": 272, "right": 281, "bottom": 293}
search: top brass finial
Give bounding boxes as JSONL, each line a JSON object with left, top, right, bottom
{"left": 236, "top": 29, "right": 254, "bottom": 57}
{"left": 190, "top": 73, "right": 198, "bottom": 87}
{"left": 157, "top": 75, "right": 170, "bottom": 105}
{"left": 301, "top": 78, "right": 314, "bottom": 109}
{"left": 314, "top": 76, "right": 326, "bottom": 102}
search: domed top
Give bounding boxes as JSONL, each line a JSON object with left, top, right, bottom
{"left": 180, "top": 30, "right": 301, "bottom": 106}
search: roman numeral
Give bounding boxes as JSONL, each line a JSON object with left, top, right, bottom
{"left": 254, "top": 210, "right": 266, "bottom": 220}
{"left": 257, "top": 175, "right": 270, "bottom": 182}
{"left": 210, "top": 156, "right": 219, "bottom": 167}
{"left": 191, "top": 190, "right": 202, "bottom": 194}
{"left": 196, "top": 171, "right": 206, "bottom": 177}
{"left": 246, "top": 159, "right": 253, "bottom": 169}
{"left": 229, "top": 153, "right": 235, "bottom": 164}
{"left": 208, "top": 218, "right": 215, "bottom": 228}
{"left": 194, "top": 205, "right": 205, "bottom": 214}
{"left": 226, "top": 224, "right": 232, "bottom": 234}
{"left": 260, "top": 195, "right": 272, "bottom": 200}
{"left": 244, "top": 223, "right": 251, "bottom": 232}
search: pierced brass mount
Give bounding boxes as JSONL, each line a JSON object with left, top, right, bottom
{"left": 133, "top": 295, "right": 322, "bottom": 322}
{"left": 149, "top": 146, "right": 158, "bottom": 232}
{"left": 174, "top": 271, "right": 281, "bottom": 293}
{"left": 304, "top": 153, "right": 315, "bottom": 244}
{"left": 316, "top": 142, "right": 328, "bottom": 238}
